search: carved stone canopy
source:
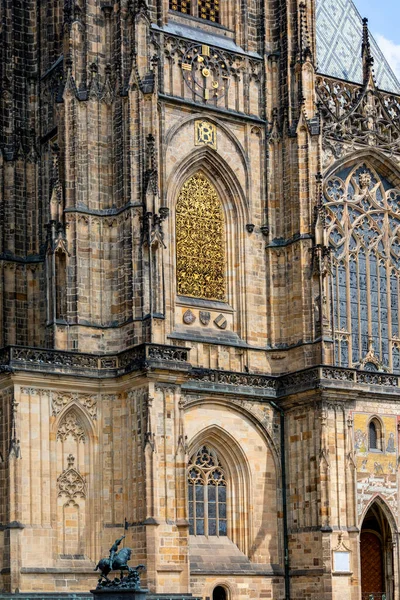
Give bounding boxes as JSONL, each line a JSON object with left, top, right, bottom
{"left": 57, "top": 410, "right": 86, "bottom": 443}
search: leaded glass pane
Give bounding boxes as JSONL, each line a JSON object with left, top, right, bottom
{"left": 196, "top": 502, "right": 205, "bottom": 518}
{"left": 393, "top": 345, "right": 400, "bottom": 373}
{"left": 391, "top": 275, "right": 399, "bottom": 336}
{"left": 350, "top": 258, "right": 359, "bottom": 362}
{"left": 196, "top": 519, "right": 205, "bottom": 535}
{"left": 208, "top": 519, "right": 217, "bottom": 535}
{"left": 189, "top": 518, "right": 194, "bottom": 534}
{"left": 218, "top": 486, "right": 226, "bottom": 501}
{"left": 340, "top": 338, "right": 349, "bottom": 367}
{"left": 219, "top": 520, "right": 227, "bottom": 535}
{"left": 208, "top": 502, "right": 216, "bottom": 518}
{"left": 195, "top": 485, "right": 204, "bottom": 501}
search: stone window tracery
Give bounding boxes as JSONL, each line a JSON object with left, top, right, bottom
{"left": 324, "top": 163, "right": 400, "bottom": 372}
{"left": 176, "top": 173, "right": 225, "bottom": 301}
{"left": 57, "top": 410, "right": 86, "bottom": 443}
{"left": 188, "top": 445, "right": 227, "bottom": 536}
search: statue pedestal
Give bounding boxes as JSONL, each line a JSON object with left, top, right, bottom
{"left": 91, "top": 588, "right": 148, "bottom": 600}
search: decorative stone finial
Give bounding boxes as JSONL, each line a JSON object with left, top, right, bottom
{"left": 362, "top": 17, "right": 374, "bottom": 84}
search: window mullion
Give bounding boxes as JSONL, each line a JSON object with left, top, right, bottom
{"left": 204, "top": 474, "right": 209, "bottom": 536}
{"left": 193, "top": 486, "right": 197, "bottom": 534}
{"left": 216, "top": 484, "right": 219, "bottom": 536}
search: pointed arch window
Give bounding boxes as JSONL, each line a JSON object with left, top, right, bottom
{"left": 369, "top": 420, "right": 377, "bottom": 449}
{"left": 188, "top": 445, "right": 227, "bottom": 536}
{"left": 369, "top": 418, "right": 383, "bottom": 451}
{"left": 55, "top": 249, "right": 67, "bottom": 321}
{"left": 176, "top": 173, "right": 226, "bottom": 301}
{"left": 324, "top": 163, "right": 400, "bottom": 371}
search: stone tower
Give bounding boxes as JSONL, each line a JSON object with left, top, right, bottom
{"left": 1, "top": 0, "right": 400, "bottom": 598}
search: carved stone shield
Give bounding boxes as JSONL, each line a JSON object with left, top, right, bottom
{"left": 183, "top": 309, "right": 196, "bottom": 325}
{"left": 199, "top": 311, "right": 211, "bottom": 326}
{"left": 214, "top": 314, "right": 227, "bottom": 329}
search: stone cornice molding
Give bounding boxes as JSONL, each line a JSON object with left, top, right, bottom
{"left": 2, "top": 343, "right": 400, "bottom": 400}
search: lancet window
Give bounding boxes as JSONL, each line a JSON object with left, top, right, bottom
{"left": 188, "top": 445, "right": 227, "bottom": 536}
{"left": 368, "top": 418, "right": 383, "bottom": 451}
{"left": 176, "top": 173, "right": 225, "bottom": 301}
{"left": 369, "top": 420, "right": 377, "bottom": 449}
{"left": 324, "top": 163, "right": 400, "bottom": 371}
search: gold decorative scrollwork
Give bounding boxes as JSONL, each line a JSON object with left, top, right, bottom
{"left": 176, "top": 173, "right": 225, "bottom": 300}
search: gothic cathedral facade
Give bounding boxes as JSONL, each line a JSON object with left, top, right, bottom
{"left": 1, "top": 0, "right": 400, "bottom": 598}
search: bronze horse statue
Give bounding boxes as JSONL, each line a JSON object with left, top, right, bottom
{"left": 95, "top": 535, "right": 145, "bottom": 584}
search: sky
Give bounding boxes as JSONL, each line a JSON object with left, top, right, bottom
{"left": 355, "top": 0, "right": 400, "bottom": 80}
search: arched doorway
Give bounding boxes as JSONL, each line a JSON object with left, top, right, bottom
{"left": 360, "top": 502, "right": 394, "bottom": 600}
{"left": 213, "top": 585, "right": 227, "bottom": 600}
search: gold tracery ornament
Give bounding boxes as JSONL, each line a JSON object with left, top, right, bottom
{"left": 176, "top": 173, "right": 225, "bottom": 300}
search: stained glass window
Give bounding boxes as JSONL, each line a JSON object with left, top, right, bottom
{"left": 188, "top": 446, "right": 227, "bottom": 537}
{"left": 176, "top": 173, "right": 225, "bottom": 300}
{"left": 324, "top": 163, "right": 400, "bottom": 372}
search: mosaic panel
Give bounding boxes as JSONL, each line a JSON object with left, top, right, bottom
{"left": 354, "top": 412, "right": 398, "bottom": 518}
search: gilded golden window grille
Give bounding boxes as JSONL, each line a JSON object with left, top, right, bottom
{"left": 169, "top": 0, "right": 191, "bottom": 14}
{"left": 198, "top": 0, "right": 220, "bottom": 22}
{"left": 176, "top": 173, "right": 225, "bottom": 301}
{"left": 169, "top": 0, "right": 219, "bottom": 22}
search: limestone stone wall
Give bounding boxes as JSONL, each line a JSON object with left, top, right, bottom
{"left": 0, "top": 374, "right": 285, "bottom": 595}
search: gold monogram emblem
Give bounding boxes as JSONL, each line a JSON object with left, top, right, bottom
{"left": 195, "top": 120, "right": 217, "bottom": 150}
